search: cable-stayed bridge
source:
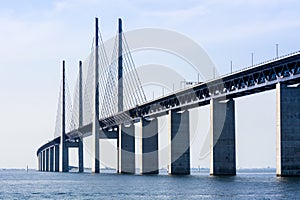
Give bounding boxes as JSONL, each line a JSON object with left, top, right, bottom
{"left": 37, "top": 18, "right": 300, "bottom": 176}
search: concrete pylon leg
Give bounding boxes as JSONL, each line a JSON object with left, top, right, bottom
{"left": 210, "top": 98, "right": 236, "bottom": 176}
{"left": 141, "top": 118, "right": 159, "bottom": 174}
{"left": 49, "top": 147, "right": 54, "bottom": 172}
{"left": 169, "top": 110, "right": 190, "bottom": 175}
{"left": 60, "top": 60, "right": 68, "bottom": 172}
{"left": 92, "top": 18, "right": 100, "bottom": 174}
{"left": 276, "top": 83, "right": 300, "bottom": 176}
{"left": 60, "top": 142, "right": 69, "bottom": 172}
{"left": 117, "top": 136, "right": 119, "bottom": 173}
{"left": 46, "top": 149, "right": 49, "bottom": 172}
{"left": 119, "top": 123, "right": 135, "bottom": 174}
{"left": 54, "top": 145, "right": 59, "bottom": 172}
{"left": 78, "top": 139, "right": 84, "bottom": 173}
{"left": 92, "top": 127, "right": 100, "bottom": 173}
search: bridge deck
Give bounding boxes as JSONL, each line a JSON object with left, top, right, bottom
{"left": 101, "top": 51, "right": 300, "bottom": 127}
{"left": 38, "top": 51, "right": 300, "bottom": 155}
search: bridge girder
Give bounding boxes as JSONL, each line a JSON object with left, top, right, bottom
{"left": 38, "top": 52, "right": 300, "bottom": 156}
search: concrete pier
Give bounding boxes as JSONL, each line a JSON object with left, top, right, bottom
{"left": 40, "top": 152, "right": 42, "bottom": 171}
{"left": 92, "top": 127, "right": 100, "bottom": 173}
{"left": 38, "top": 152, "right": 42, "bottom": 171}
{"left": 119, "top": 123, "right": 135, "bottom": 174}
{"left": 42, "top": 151, "right": 45, "bottom": 171}
{"left": 46, "top": 148, "right": 49, "bottom": 171}
{"left": 60, "top": 142, "right": 69, "bottom": 172}
{"left": 54, "top": 145, "right": 59, "bottom": 172}
{"left": 276, "top": 83, "right": 300, "bottom": 176}
{"left": 78, "top": 139, "right": 84, "bottom": 172}
{"left": 210, "top": 98, "right": 236, "bottom": 176}
{"left": 141, "top": 118, "right": 159, "bottom": 174}
{"left": 168, "top": 110, "right": 190, "bottom": 175}
{"left": 49, "top": 147, "right": 54, "bottom": 172}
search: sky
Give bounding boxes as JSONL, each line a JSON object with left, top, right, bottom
{"left": 1, "top": 0, "right": 300, "bottom": 169}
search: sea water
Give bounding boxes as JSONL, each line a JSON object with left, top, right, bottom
{"left": 0, "top": 169, "right": 300, "bottom": 199}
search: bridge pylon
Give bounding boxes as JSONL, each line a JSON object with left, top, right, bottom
{"left": 60, "top": 60, "right": 69, "bottom": 172}
{"left": 117, "top": 18, "right": 136, "bottom": 174}
{"left": 78, "top": 60, "right": 84, "bottom": 173}
{"left": 92, "top": 17, "right": 100, "bottom": 173}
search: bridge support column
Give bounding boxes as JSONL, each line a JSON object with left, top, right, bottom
{"left": 141, "top": 118, "right": 159, "bottom": 174}
{"left": 40, "top": 152, "right": 43, "bottom": 171}
{"left": 92, "top": 128, "right": 100, "bottom": 173}
{"left": 37, "top": 152, "right": 40, "bottom": 171}
{"left": 49, "top": 147, "right": 54, "bottom": 172}
{"left": 119, "top": 123, "right": 135, "bottom": 174}
{"left": 168, "top": 110, "right": 190, "bottom": 175}
{"left": 38, "top": 152, "right": 42, "bottom": 171}
{"left": 210, "top": 98, "right": 236, "bottom": 176}
{"left": 92, "top": 18, "right": 100, "bottom": 174}
{"left": 276, "top": 83, "right": 300, "bottom": 176}
{"left": 60, "top": 142, "right": 69, "bottom": 172}
{"left": 78, "top": 139, "right": 84, "bottom": 173}
{"left": 54, "top": 145, "right": 59, "bottom": 172}
{"left": 42, "top": 150, "right": 45, "bottom": 171}
{"left": 46, "top": 148, "right": 49, "bottom": 172}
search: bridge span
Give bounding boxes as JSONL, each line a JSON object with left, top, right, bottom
{"left": 37, "top": 18, "right": 300, "bottom": 177}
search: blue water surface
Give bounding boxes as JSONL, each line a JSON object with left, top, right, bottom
{"left": 0, "top": 169, "right": 300, "bottom": 199}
